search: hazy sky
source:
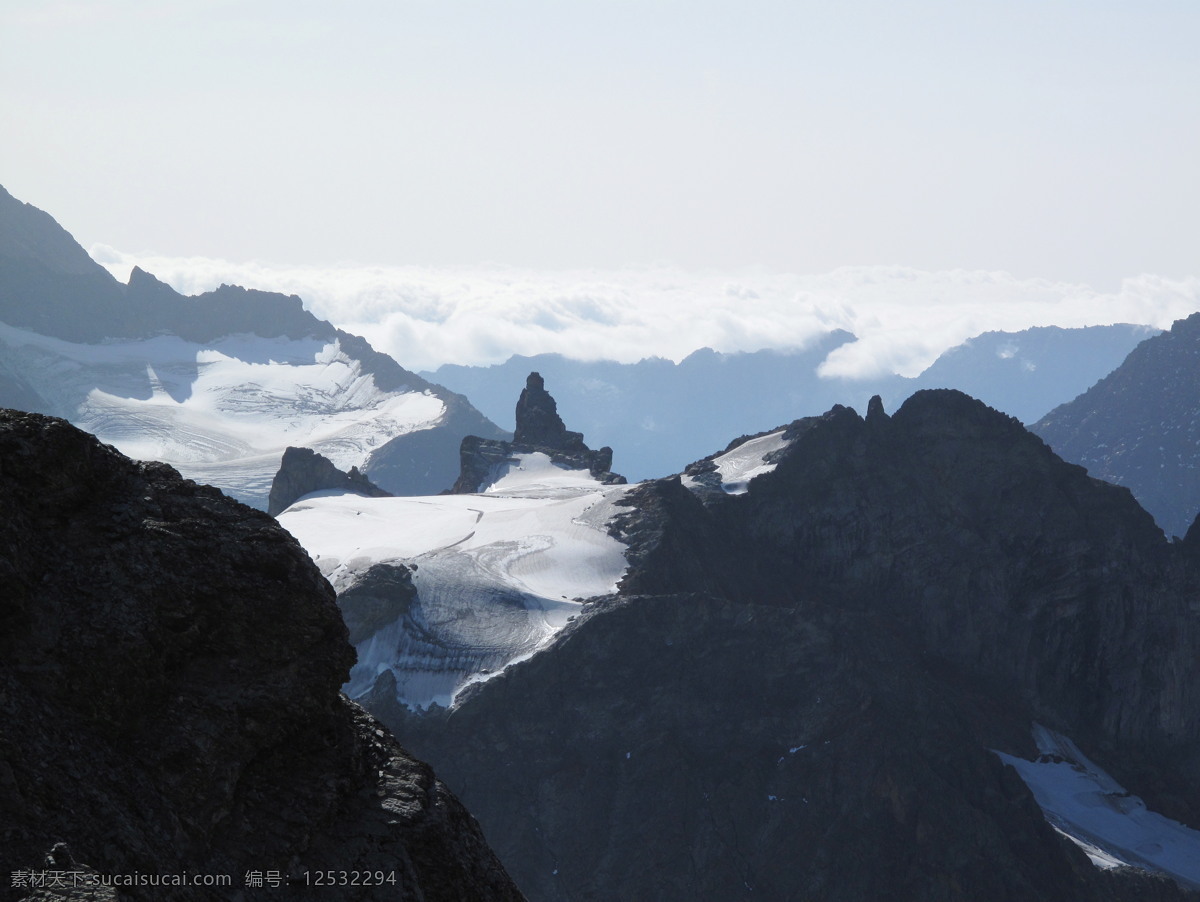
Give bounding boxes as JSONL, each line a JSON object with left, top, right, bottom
{"left": 3, "top": 0, "right": 1198, "bottom": 287}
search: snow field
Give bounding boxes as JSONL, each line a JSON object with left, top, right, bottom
{"left": 279, "top": 455, "right": 632, "bottom": 708}
{"left": 995, "top": 725, "right": 1200, "bottom": 889}
{"left": 0, "top": 323, "right": 445, "bottom": 507}
{"left": 682, "top": 427, "right": 792, "bottom": 495}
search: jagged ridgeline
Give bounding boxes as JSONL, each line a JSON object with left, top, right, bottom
{"left": 424, "top": 324, "right": 1154, "bottom": 483}
{"left": 371, "top": 390, "right": 1200, "bottom": 902}
{"left": 0, "top": 409, "right": 524, "bottom": 901}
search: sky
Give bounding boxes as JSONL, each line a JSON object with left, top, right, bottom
{"left": 3, "top": 1, "right": 1199, "bottom": 373}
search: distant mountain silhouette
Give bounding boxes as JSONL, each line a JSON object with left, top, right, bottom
{"left": 425, "top": 323, "right": 1152, "bottom": 481}
{"left": 906, "top": 324, "right": 1158, "bottom": 423}
{"left": 1034, "top": 313, "right": 1200, "bottom": 538}
{"left": 0, "top": 184, "right": 506, "bottom": 506}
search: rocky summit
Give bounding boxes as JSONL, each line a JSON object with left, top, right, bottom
{"left": 451, "top": 372, "right": 624, "bottom": 493}
{"left": 0, "top": 409, "right": 523, "bottom": 902}
{"left": 512, "top": 372, "right": 585, "bottom": 450}
{"left": 378, "top": 390, "right": 1200, "bottom": 902}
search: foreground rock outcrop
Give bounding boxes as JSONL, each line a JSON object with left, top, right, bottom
{"left": 450, "top": 373, "right": 623, "bottom": 493}
{"left": 0, "top": 409, "right": 523, "bottom": 901}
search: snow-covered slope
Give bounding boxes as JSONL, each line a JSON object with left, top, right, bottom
{"left": 995, "top": 725, "right": 1200, "bottom": 888}
{"left": 0, "top": 186, "right": 508, "bottom": 506}
{"left": 279, "top": 453, "right": 633, "bottom": 708}
{"left": 0, "top": 321, "right": 446, "bottom": 507}
{"left": 681, "top": 427, "right": 793, "bottom": 496}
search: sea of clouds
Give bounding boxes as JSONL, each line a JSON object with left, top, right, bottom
{"left": 90, "top": 245, "right": 1200, "bottom": 378}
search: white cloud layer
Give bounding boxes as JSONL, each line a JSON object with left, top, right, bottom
{"left": 90, "top": 245, "right": 1200, "bottom": 379}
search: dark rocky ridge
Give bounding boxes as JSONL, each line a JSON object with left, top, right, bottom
{"left": 380, "top": 390, "right": 1200, "bottom": 901}
{"left": 1033, "top": 312, "right": 1200, "bottom": 538}
{"left": 268, "top": 446, "right": 392, "bottom": 516}
{"left": 397, "top": 596, "right": 1193, "bottom": 902}
{"left": 615, "top": 392, "right": 1199, "bottom": 780}
{"left": 450, "top": 373, "right": 623, "bottom": 493}
{"left": 0, "top": 181, "right": 323, "bottom": 347}
{"left": 0, "top": 409, "right": 523, "bottom": 901}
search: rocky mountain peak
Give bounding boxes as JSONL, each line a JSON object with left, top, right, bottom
{"left": 865, "top": 393, "right": 888, "bottom": 426}
{"left": 513, "top": 371, "right": 584, "bottom": 451}
{"left": 451, "top": 372, "right": 624, "bottom": 492}
{"left": 124, "top": 264, "right": 178, "bottom": 303}
{"left": 387, "top": 388, "right": 1200, "bottom": 901}
{"left": 126, "top": 264, "right": 156, "bottom": 283}
{"left": 0, "top": 183, "right": 111, "bottom": 278}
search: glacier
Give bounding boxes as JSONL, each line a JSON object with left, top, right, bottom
{"left": 0, "top": 321, "right": 446, "bottom": 508}
{"left": 278, "top": 452, "right": 633, "bottom": 708}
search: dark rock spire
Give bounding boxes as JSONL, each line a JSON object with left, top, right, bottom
{"left": 866, "top": 393, "right": 888, "bottom": 427}
{"left": 450, "top": 372, "right": 624, "bottom": 493}
{"left": 513, "top": 371, "right": 585, "bottom": 451}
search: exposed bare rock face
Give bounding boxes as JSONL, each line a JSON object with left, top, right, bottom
{"left": 0, "top": 409, "right": 523, "bottom": 902}
{"left": 450, "top": 372, "right": 624, "bottom": 493}
{"left": 614, "top": 392, "right": 1199, "bottom": 753}
{"left": 385, "top": 390, "right": 1200, "bottom": 902}
{"left": 512, "top": 371, "right": 584, "bottom": 450}
{"left": 268, "top": 445, "right": 392, "bottom": 516}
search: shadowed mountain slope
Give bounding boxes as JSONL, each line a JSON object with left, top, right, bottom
{"left": 1033, "top": 312, "right": 1200, "bottom": 538}
{"left": 376, "top": 391, "right": 1200, "bottom": 902}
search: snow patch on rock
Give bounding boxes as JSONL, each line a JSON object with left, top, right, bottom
{"left": 682, "top": 428, "right": 791, "bottom": 495}
{"left": 995, "top": 725, "right": 1200, "bottom": 889}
